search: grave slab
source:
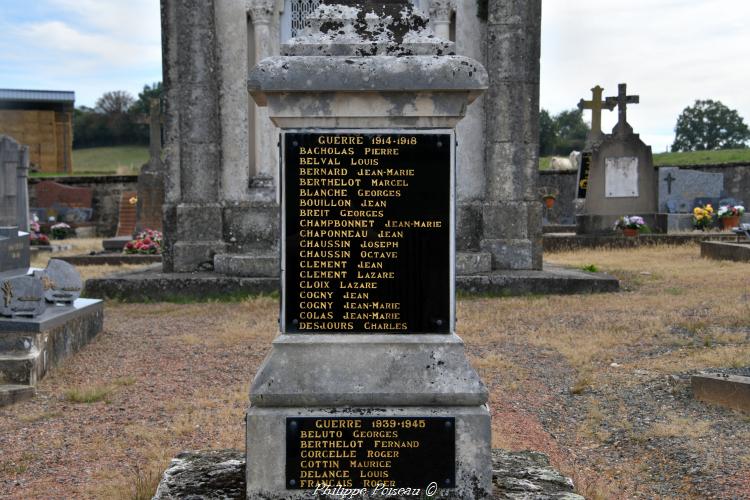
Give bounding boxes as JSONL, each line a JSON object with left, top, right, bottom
{"left": 701, "top": 241, "right": 750, "bottom": 263}
{"left": 658, "top": 166, "right": 723, "bottom": 214}
{"left": 0, "top": 299, "right": 103, "bottom": 387}
{"left": 692, "top": 373, "right": 750, "bottom": 413}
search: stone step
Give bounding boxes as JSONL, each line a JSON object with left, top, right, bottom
{"left": 214, "top": 254, "right": 279, "bottom": 278}
{"left": 0, "top": 384, "right": 35, "bottom": 407}
{"left": 456, "top": 251, "right": 492, "bottom": 275}
{"left": 0, "top": 353, "right": 38, "bottom": 385}
{"left": 0, "top": 331, "right": 37, "bottom": 353}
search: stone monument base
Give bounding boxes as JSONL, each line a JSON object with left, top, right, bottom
{"left": 153, "top": 449, "right": 584, "bottom": 500}
{"left": 246, "top": 406, "right": 491, "bottom": 499}
{"left": 84, "top": 264, "right": 618, "bottom": 301}
{"left": 0, "top": 299, "right": 103, "bottom": 406}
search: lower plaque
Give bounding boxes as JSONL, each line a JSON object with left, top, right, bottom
{"left": 286, "top": 417, "right": 455, "bottom": 491}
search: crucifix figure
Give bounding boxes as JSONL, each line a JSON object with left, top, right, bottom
{"left": 664, "top": 172, "right": 676, "bottom": 194}
{"left": 606, "top": 83, "right": 639, "bottom": 136}
{"left": 578, "top": 85, "right": 615, "bottom": 141}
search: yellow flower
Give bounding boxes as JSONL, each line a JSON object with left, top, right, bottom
{"left": 129, "top": 196, "right": 138, "bottom": 205}
{"left": 693, "top": 207, "right": 702, "bottom": 215}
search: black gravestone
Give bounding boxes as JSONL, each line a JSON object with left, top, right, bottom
{"left": 0, "top": 227, "right": 30, "bottom": 277}
{"left": 282, "top": 132, "right": 452, "bottom": 334}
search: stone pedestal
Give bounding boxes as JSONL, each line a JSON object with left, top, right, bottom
{"left": 245, "top": 3, "right": 491, "bottom": 498}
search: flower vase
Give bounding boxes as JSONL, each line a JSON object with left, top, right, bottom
{"left": 623, "top": 228, "right": 639, "bottom": 237}
{"left": 721, "top": 216, "right": 740, "bottom": 230}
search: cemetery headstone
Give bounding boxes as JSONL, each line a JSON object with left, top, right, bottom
{"left": 656, "top": 166, "right": 724, "bottom": 231}
{"left": 577, "top": 84, "right": 659, "bottom": 234}
{"left": 135, "top": 98, "right": 165, "bottom": 233}
{"left": 245, "top": 2, "right": 491, "bottom": 497}
{"left": 0, "top": 136, "right": 31, "bottom": 276}
{"left": 33, "top": 259, "right": 83, "bottom": 305}
{"left": 0, "top": 275, "right": 45, "bottom": 318}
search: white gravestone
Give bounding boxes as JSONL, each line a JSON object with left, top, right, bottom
{"left": 605, "top": 156, "right": 639, "bottom": 198}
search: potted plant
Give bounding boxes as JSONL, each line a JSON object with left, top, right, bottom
{"left": 50, "top": 222, "right": 72, "bottom": 240}
{"left": 539, "top": 187, "right": 559, "bottom": 209}
{"left": 692, "top": 204, "right": 714, "bottom": 231}
{"left": 613, "top": 215, "right": 647, "bottom": 237}
{"left": 717, "top": 204, "right": 745, "bottom": 230}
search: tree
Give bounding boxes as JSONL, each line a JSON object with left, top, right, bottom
{"left": 553, "top": 108, "right": 588, "bottom": 155}
{"left": 95, "top": 90, "right": 135, "bottom": 115}
{"left": 671, "top": 100, "right": 750, "bottom": 152}
{"left": 130, "top": 82, "right": 163, "bottom": 117}
{"left": 539, "top": 109, "right": 557, "bottom": 157}
{"left": 539, "top": 108, "right": 590, "bottom": 156}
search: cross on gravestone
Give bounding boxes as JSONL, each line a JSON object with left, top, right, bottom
{"left": 578, "top": 85, "right": 616, "bottom": 140}
{"left": 606, "top": 83, "right": 639, "bottom": 136}
{"left": 664, "top": 172, "right": 676, "bottom": 194}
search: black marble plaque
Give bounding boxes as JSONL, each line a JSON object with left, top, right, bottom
{"left": 576, "top": 151, "right": 592, "bottom": 199}
{"left": 286, "top": 417, "right": 455, "bottom": 490}
{"left": 282, "top": 132, "right": 452, "bottom": 334}
{"left": 0, "top": 229, "right": 30, "bottom": 275}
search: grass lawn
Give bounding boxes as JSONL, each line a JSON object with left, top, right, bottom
{"left": 541, "top": 148, "right": 750, "bottom": 170}
{"left": 67, "top": 146, "right": 148, "bottom": 176}
{"left": 653, "top": 148, "right": 750, "bottom": 166}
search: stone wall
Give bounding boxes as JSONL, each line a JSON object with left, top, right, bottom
{"left": 539, "top": 168, "right": 577, "bottom": 225}
{"left": 541, "top": 163, "right": 750, "bottom": 225}
{"left": 28, "top": 175, "right": 138, "bottom": 237}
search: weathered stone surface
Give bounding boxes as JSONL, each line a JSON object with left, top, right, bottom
{"left": 0, "top": 299, "right": 103, "bottom": 386}
{"left": 249, "top": 55, "right": 487, "bottom": 100}
{"left": 456, "top": 251, "right": 492, "bottom": 275}
{"left": 0, "top": 275, "right": 45, "bottom": 318}
{"left": 692, "top": 372, "right": 750, "bottom": 413}
{"left": 701, "top": 241, "right": 750, "bottom": 263}
{"left": 492, "top": 449, "right": 584, "bottom": 499}
{"left": 250, "top": 334, "right": 487, "bottom": 407}
{"left": 35, "top": 259, "right": 83, "bottom": 305}
{"left": 84, "top": 264, "right": 619, "bottom": 301}
{"left": 282, "top": 2, "right": 453, "bottom": 57}
{"left": 213, "top": 254, "right": 278, "bottom": 278}
{"left": 153, "top": 448, "right": 582, "bottom": 500}
{"left": 658, "top": 166, "right": 724, "bottom": 213}
{"left": 457, "top": 264, "right": 618, "bottom": 295}
{"left": 0, "top": 384, "right": 35, "bottom": 408}
{"left": 545, "top": 232, "right": 738, "bottom": 252}
{"left": 154, "top": 450, "right": 245, "bottom": 500}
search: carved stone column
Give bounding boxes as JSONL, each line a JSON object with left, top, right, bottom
{"left": 429, "top": 0, "right": 454, "bottom": 40}
{"left": 248, "top": 0, "right": 278, "bottom": 191}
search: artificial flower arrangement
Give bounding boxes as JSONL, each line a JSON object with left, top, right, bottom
{"left": 124, "top": 229, "right": 163, "bottom": 255}
{"left": 613, "top": 215, "right": 647, "bottom": 231}
{"left": 28, "top": 220, "right": 50, "bottom": 246}
{"left": 692, "top": 204, "right": 714, "bottom": 230}
{"left": 50, "top": 222, "right": 72, "bottom": 240}
{"left": 717, "top": 204, "right": 745, "bottom": 219}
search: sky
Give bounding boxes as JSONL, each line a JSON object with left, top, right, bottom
{"left": 1, "top": 0, "right": 749, "bottom": 153}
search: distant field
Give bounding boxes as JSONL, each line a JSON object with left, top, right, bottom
{"left": 653, "top": 148, "right": 750, "bottom": 166}
{"left": 541, "top": 148, "right": 750, "bottom": 170}
{"left": 69, "top": 146, "right": 148, "bottom": 176}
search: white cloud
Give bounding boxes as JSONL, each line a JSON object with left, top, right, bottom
{"left": 541, "top": 0, "right": 750, "bottom": 152}
{"left": 0, "top": 0, "right": 161, "bottom": 106}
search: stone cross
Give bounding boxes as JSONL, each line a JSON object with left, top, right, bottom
{"left": 606, "top": 83, "right": 639, "bottom": 136}
{"left": 664, "top": 172, "right": 676, "bottom": 194}
{"left": 578, "top": 85, "right": 615, "bottom": 140}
